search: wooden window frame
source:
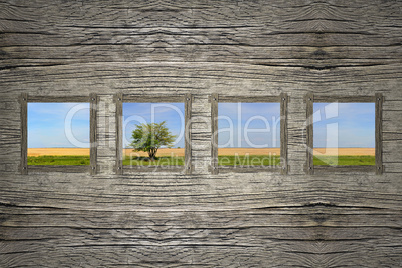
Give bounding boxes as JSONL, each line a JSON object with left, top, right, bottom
{"left": 19, "top": 93, "right": 98, "bottom": 175}
{"left": 210, "top": 93, "right": 288, "bottom": 175}
{"left": 305, "top": 93, "right": 383, "bottom": 175}
{"left": 114, "top": 93, "right": 193, "bottom": 175}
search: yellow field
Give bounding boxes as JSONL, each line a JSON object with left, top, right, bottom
{"left": 28, "top": 148, "right": 90, "bottom": 156}
{"left": 218, "top": 148, "right": 280, "bottom": 155}
{"left": 313, "top": 148, "right": 375, "bottom": 156}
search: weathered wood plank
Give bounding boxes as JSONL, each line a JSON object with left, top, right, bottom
{"left": 27, "top": 165, "right": 90, "bottom": 173}
{"left": 280, "top": 93, "right": 288, "bottom": 174}
{"left": 305, "top": 93, "right": 314, "bottom": 175}
{"left": 313, "top": 95, "right": 376, "bottom": 103}
{"left": 90, "top": 93, "right": 98, "bottom": 175}
{"left": 314, "top": 165, "right": 377, "bottom": 173}
{"left": 218, "top": 95, "right": 280, "bottom": 103}
{"left": 184, "top": 93, "right": 193, "bottom": 174}
{"left": 114, "top": 93, "right": 123, "bottom": 175}
{"left": 18, "top": 93, "right": 27, "bottom": 174}
{"left": 376, "top": 93, "right": 384, "bottom": 175}
{"left": 210, "top": 93, "right": 218, "bottom": 175}
{"left": 27, "top": 95, "right": 90, "bottom": 102}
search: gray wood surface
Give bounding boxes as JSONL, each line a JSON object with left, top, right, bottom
{"left": 114, "top": 93, "right": 123, "bottom": 174}
{"left": 184, "top": 93, "right": 193, "bottom": 175}
{"left": 1, "top": 0, "right": 402, "bottom": 267}
{"left": 123, "top": 94, "right": 184, "bottom": 103}
{"left": 314, "top": 96, "right": 376, "bottom": 103}
{"left": 18, "top": 93, "right": 27, "bottom": 175}
{"left": 27, "top": 96, "right": 90, "bottom": 103}
{"left": 218, "top": 95, "right": 280, "bottom": 103}
{"left": 280, "top": 93, "right": 288, "bottom": 175}
{"left": 376, "top": 93, "right": 384, "bottom": 175}
{"left": 28, "top": 165, "right": 90, "bottom": 173}
{"left": 90, "top": 93, "right": 98, "bottom": 175}
{"left": 305, "top": 93, "right": 314, "bottom": 175}
{"left": 123, "top": 165, "right": 185, "bottom": 173}
{"left": 210, "top": 93, "right": 219, "bottom": 175}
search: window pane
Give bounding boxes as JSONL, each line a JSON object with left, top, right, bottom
{"left": 218, "top": 103, "right": 280, "bottom": 166}
{"left": 27, "top": 103, "right": 90, "bottom": 165}
{"left": 313, "top": 103, "right": 375, "bottom": 166}
{"left": 122, "top": 103, "right": 185, "bottom": 166}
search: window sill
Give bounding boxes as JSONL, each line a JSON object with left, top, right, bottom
{"left": 122, "top": 165, "right": 187, "bottom": 174}
{"left": 312, "top": 165, "right": 383, "bottom": 174}
{"left": 27, "top": 165, "right": 92, "bottom": 173}
{"left": 214, "top": 165, "right": 283, "bottom": 174}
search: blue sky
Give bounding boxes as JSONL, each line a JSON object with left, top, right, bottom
{"left": 218, "top": 103, "right": 280, "bottom": 148}
{"left": 123, "top": 103, "right": 185, "bottom": 148}
{"left": 28, "top": 103, "right": 90, "bottom": 148}
{"left": 313, "top": 103, "right": 375, "bottom": 148}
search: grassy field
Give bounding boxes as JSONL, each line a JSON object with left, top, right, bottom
{"left": 313, "top": 155, "right": 375, "bottom": 166}
{"left": 27, "top": 155, "right": 374, "bottom": 166}
{"left": 27, "top": 148, "right": 375, "bottom": 166}
{"left": 28, "top": 155, "right": 90, "bottom": 165}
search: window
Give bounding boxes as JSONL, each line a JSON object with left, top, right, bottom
{"left": 305, "top": 93, "right": 383, "bottom": 174}
{"left": 211, "top": 94, "right": 288, "bottom": 174}
{"left": 115, "top": 93, "right": 192, "bottom": 174}
{"left": 19, "top": 94, "right": 97, "bottom": 174}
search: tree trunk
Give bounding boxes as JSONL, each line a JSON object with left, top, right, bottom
{"left": 148, "top": 148, "right": 157, "bottom": 161}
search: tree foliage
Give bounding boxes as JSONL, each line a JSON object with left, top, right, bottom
{"left": 129, "top": 121, "right": 176, "bottom": 161}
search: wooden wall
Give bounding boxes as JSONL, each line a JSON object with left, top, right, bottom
{"left": 1, "top": 0, "right": 401, "bottom": 266}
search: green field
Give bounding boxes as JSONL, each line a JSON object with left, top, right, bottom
{"left": 28, "top": 155, "right": 90, "bottom": 165}
{"left": 218, "top": 155, "right": 281, "bottom": 166}
{"left": 27, "top": 154, "right": 375, "bottom": 166}
{"left": 313, "top": 155, "right": 375, "bottom": 166}
{"left": 123, "top": 156, "right": 185, "bottom": 166}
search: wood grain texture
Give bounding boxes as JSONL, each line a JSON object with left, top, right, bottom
{"left": 376, "top": 93, "right": 384, "bottom": 175}
{"left": 28, "top": 165, "right": 90, "bottom": 173}
{"left": 18, "top": 93, "right": 27, "bottom": 175}
{"left": 1, "top": 0, "right": 402, "bottom": 267}
{"left": 27, "top": 95, "right": 90, "bottom": 103}
{"left": 280, "top": 93, "right": 288, "bottom": 175}
{"left": 184, "top": 93, "right": 193, "bottom": 175}
{"left": 218, "top": 95, "right": 280, "bottom": 103}
{"left": 90, "top": 93, "right": 98, "bottom": 175}
{"left": 115, "top": 93, "right": 123, "bottom": 175}
{"left": 305, "top": 93, "right": 314, "bottom": 175}
{"left": 314, "top": 95, "right": 376, "bottom": 103}
{"left": 210, "top": 93, "right": 218, "bottom": 175}
{"left": 123, "top": 94, "right": 184, "bottom": 103}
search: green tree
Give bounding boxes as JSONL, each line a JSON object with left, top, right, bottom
{"left": 129, "top": 121, "right": 176, "bottom": 161}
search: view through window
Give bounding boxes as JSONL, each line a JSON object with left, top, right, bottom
{"left": 27, "top": 103, "right": 90, "bottom": 165}
{"left": 218, "top": 103, "right": 280, "bottom": 166}
{"left": 313, "top": 102, "right": 375, "bottom": 166}
{"left": 122, "top": 103, "right": 185, "bottom": 166}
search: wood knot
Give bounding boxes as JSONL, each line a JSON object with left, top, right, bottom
{"left": 312, "top": 49, "right": 328, "bottom": 60}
